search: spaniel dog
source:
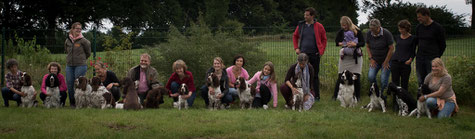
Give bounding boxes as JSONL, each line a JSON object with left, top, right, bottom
{"left": 87, "top": 76, "right": 108, "bottom": 109}
{"left": 337, "top": 70, "right": 358, "bottom": 108}
{"left": 144, "top": 87, "right": 167, "bottom": 109}
{"left": 207, "top": 72, "right": 222, "bottom": 110}
{"left": 122, "top": 77, "right": 142, "bottom": 110}
{"left": 177, "top": 83, "right": 189, "bottom": 110}
{"left": 235, "top": 76, "right": 254, "bottom": 109}
{"left": 362, "top": 83, "right": 386, "bottom": 113}
{"left": 290, "top": 71, "right": 304, "bottom": 111}
{"left": 44, "top": 74, "right": 61, "bottom": 108}
{"left": 20, "top": 72, "right": 37, "bottom": 108}
{"left": 408, "top": 84, "right": 432, "bottom": 118}
{"left": 74, "top": 76, "right": 91, "bottom": 109}
{"left": 388, "top": 83, "right": 417, "bottom": 116}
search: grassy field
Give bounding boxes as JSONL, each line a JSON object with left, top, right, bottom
{"left": 1, "top": 36, "right": 474, "bottom": 138}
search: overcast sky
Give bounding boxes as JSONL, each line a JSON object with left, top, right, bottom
{"left": 357, "top": 0, "right": 472, "bottom": 25}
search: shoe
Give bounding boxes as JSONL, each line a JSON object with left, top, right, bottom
{"left": 173, "top": 102, "right": 178, "bottom": 108}
{"left": 284, "top": 104, "right": 289, "bottom": 109}
{"left": 263, "top": 105, "right": 268, "bottom": 110}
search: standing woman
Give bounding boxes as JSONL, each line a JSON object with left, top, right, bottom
{"left": 226, "top": 55, "right": 250, "bottom": 103}
{"left": 166, "top": 60, "right": 197, "bottom": 107}
{"left": 333, "top": 16, "right": 365, "bottom": 100}
{"left": 391, "top": 20, "right": 417, "bottom": 91}
{"left": 94, "top": 61, "right": 121, "bottom": 101}
{"left": 200, "top": 57, "right": 230, "bottom": 107}
{"left": 40, "top": 62, "right": 67, "bottom": 106}
{"left": 65, "top": 22, "right": 91, "bottom": 107}
{"left": 247, "top": 61, "right": 278, "bottom": 109}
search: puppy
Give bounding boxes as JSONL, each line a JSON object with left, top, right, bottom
{"left": 74, "top": 76, "right": 91, "bottom": 109}
{"left": 122, "top": 77, "right": 142, "bottom": 110}
{"left": 362, "top": 83, "right": 386, "bottom": 112}
{"left": 207, "top": 72, "right": 222, "bottom": 110}
{"left": 337, "top": 70, "right": 358, "bottom": 108}
{"left": 44, "top": 74, "right": 61, "bottom": 108}
{"left": 408, "top": 84, "right": 432, "bottom": 118}
{"left": 388, "top": 83, "right": 417, "bottom": 116}
{"left": 144, "top": 87, "right": 166, "bottom": 109}
{"left": 235, "top": 76, "right": 254, "bottom": 109}
{"left": 177, "top": 83, "right": 189, "bottom": 110}
{"left": 20, "top": 73, "right": 37, "bottom": 108}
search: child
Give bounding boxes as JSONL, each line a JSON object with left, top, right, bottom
{"left": 340, "top": 30, "right": 362, "bottom": 60}
{"left": 247, "top": 61, "right": 278, "bottom": 109}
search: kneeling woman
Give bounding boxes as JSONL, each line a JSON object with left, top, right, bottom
{"left": 166, "top": 60, "right": 197, "bottom": 107}
{"left": 280, "top": 53, "right": 315, "bottom": 110}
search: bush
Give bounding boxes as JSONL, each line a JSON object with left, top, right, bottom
{"left": 445, "top": 56, "right": 475, "bottom": 106}
{"left": 149, "top": 17, "right": 265, "bottom": 87}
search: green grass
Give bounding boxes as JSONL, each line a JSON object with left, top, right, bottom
{"left": 1, "top": 36, "right": 474, "bottom": 138}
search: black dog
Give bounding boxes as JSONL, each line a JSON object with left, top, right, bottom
{"left": 388, "top": 82, "right": 417, "bottom": 116}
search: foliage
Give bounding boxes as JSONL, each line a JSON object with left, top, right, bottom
{"left": 100, "top": 26, "right": 135, "bottom": 77}
{"left": 149, "top": 16, "right": 265, "bottom": 86}
{"left": 445, "top": 56, "right": 475, "bottom": 106}
{"left": 14, "top": 33, "right": 51, "bottom": 67}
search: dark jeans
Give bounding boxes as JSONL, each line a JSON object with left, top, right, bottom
{"left": 391, "top": 61, "right": 411, "bottom": 90}
{"left": 280, "top": 83, "right": 293, "bottom": 106}
{"left": 110, "top": 86, "right": 121, "bottom": 102}
{"left": 252, "top": 85, "right": 272, "bottom": 108}
{"left": 40, "top": 91, "right": 67, "bottom": 106}
{"left": 1, "top": 87, "right": 21, "bottom": 107}
{"left": 416, "top": 56, "right": 434, "bottom": 86}
{"left": 170, "top": 82, "right": 196, "bottom": 107}
{"left": 332, "top": 73, "right": 361, "bottom": 100}
{"left": 200, "top": 85, "right": 231, "bottom": 106}
{"left": 306, "top": 53, "right": 320, "bottom": 100}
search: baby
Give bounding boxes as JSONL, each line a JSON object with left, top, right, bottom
{"left": 340, "top": 30, "right": 362, "bottom": 59}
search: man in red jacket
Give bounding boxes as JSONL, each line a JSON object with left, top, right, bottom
{"left": 292, "top": 7, "right": 327, "bottom": 101}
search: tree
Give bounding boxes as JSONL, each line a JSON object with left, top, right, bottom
{"left": 228, "top": 0, "right": 283, "bottom": 34}
{"left": 205, "top": 0, "right": 230, "bottom": 27}
{"left": 467, "top": 0, "right": 474, "bottom": 29}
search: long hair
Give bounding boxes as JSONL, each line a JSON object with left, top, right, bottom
{"left": 340, "top": 16, "right": 359, "bottom": 35}
{"left": 431, "top": 58, "right": 448, "bottom": 77}
{"left": 214, "top": 57, "right": 225, "bottom": 69}
{"left": 261, "top": 61, "right": 277, "bottom": 83}
{"left": 69, "top": 22, "right": 82, "bottom": 35}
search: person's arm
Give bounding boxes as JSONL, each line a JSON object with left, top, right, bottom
{"left": 356, "top": 30, "right": 365, "bottom": 48}
{"left": 84, "top": 39, "right": 91, "bottom": 59}
{"left": 41, "top": 74, "right": 48, "bottom": 94}
{"left": 149, "top": 68, "right": 160, "bottom": 89}
{"left": 242, "top": 68, "right": 250, "bottom": 80}
{"left": 383, "top": 44, "right": 394, "bottom": 69}
{"left": 406, "top": 36, "right": 418, "bottom": 65}
{"left": 58, "top": 74, "right": 68, "bottom": 92}
{"left": 226, "top": 67, "right": 235, "bottom": 88}
{"left": 366, "top": 40, "right": 376, "bottom": 68}
{"left": 5, "top": 74, "right": 24, "bottom": 96}
{"left": 335, "top": 30, "right": 344, "bottom": 46}
{"left": 271, "top": 82, "right": 278, "bottom": 108}
{"left": 319, "top": 24, "right": 327, "bottom": 56}
{"left": 437, "top": 25, "right": 446, "bottom": 57}
{"left": 109, "top": 71, "right": 120, "bottom": 86}
{"left": 247, "top": 72, "right": 260, "bottom": 85}
{"left": 292, "top": 26, "right": 301, "bottom": 54}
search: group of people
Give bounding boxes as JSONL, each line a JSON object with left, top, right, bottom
{"left": 2, "top": 7, "right": 458, "bottom": 118}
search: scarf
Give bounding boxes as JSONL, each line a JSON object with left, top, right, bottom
{"left": 295, "top": 63, "right": 310, "bottom": 94}
{"left": 69, "top": 33, "right": 84, "bottom": 43}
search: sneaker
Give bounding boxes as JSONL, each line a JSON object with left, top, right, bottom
{"left": 263, "top": 105, "right": 269, "bottom": 110}
{"left": 284, "top": 104, "right": 289, "bottom": 109}
{"left": 173, "top": 102, "right": 178, "bottom": 108}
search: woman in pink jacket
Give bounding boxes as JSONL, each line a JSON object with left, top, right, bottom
{"left": 247, "top": 61, "right": 278, "bottom": 109}
{"left": 40, "top": 62, "right": 67, "bottom": 106}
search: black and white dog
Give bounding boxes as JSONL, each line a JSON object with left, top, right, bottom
{"left": 207, "top": 72, "right": 222, "bottom": 110}
{"left": 20, "top": 72, "right": 37, "bottom": 108}
{"left": 388, "top": 83, "right": 417, "bottom": 116}
{"left": 362, "top": 83, "right": 386, "bottom": 113}
{"left": 45, "top": 74, "right": 61, "bottom": 108}
{"left": 337, "top": 70, "right": 358, "bottom": 108}
{"left": 291, "top": 71, "right": 304, "bottom": 111}
{"left": 235, "top": 76, "right": 254, "bottom": 109}
{"left": 177, "top": 83, "right": 189, "bottom": 110}
{"left": 408, "top": 84, "right": 432, "bottom": 118}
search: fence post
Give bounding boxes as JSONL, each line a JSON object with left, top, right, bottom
{"left": 92, "top": 27, "right": 97, "bottom": 77}
{"left": 1, "top": 27, "right": 5, "bottom": 85}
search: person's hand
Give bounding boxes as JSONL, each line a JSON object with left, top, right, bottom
{"left": 170, "top": 93, "right": 179, "bottom": 97}
{"left": 217, "top": 93, "right": 224, "bottom": 99}
{"left": 106, "top": 84, "right": 114, "bottom": 90}
{"left": 291, "top": 87, "right": 298, "bottom": 95}
{"left": 347, "top": 41, "right": 357, "bottom": 47}
{"left": 405, "top": 59, "right": 412, "bottom": 65}
{"left": 383, "top": 61, "right": 390, "bottom": 70}
{"left": 338, "top": 42, "right": 344, "bottom": 46}
{"left": 209, "top": 87, "right": 215, "bottom": 95}
{"left": 295, "top": 49, "right": 301, "bottom": 55}
{"left": 418, "top": 96, "right": 426, "bottom": 102}
{"left": 369, "top": 59, "right": 377, "bottom": 68}
{"left": 20, "top": 92, "right": 26, "bottom": 97}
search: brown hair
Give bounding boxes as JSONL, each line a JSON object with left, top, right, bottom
{"left": 340, "top": 16, "right": 359, "bottom": 35}
{"left": 233, "top": 54, "right": 246, "bottom": 67}
{"left": 261, "top": 61, "right": 277, "bottom": 83}
{"left": 398, "top": 19, "right": 412, "bottom": 32}
{"left": 47, "top": 62, "right": 62, "bottom": 73}
{"left": 416, "top": 7, "right": 430, "bottom": 16}
{"left": 172, "top": 59, "right": 187, "bottom": 72}
{"left": 305, "top": 7, "right": 316, "bottom": 16}
{"left": 6, "top": 59, "right": 18, "bottom": 70}
{"left": 94, "top": 61, "right": 107, "bottom": 69}
{"left": 69, "top": 22, "right": 82, "bottom": 35}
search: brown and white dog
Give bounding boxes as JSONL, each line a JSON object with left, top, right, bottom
{"left": 89, "top": 76, "right": 109, "bottom": 109}
{"left": 144, "top": 87, "right": 167, "bottom": 109}
{"left": 235, "top": 76, "right": 254, "bottom": 109}
{"left": 177, "top": 83, "right": 189, "bottom": 110}
{"left": 207, "top": 72, "right": 222, "bottom": 110}
{"left": 20, "top": 72, "right": 37, "bottom": 108}
{"left": 74, "top": 76, "right": 91, "bottom": 109}
{"left": 45, "top": 74, "right": 61, "bottom": 108}
{"left": 291, "top": 71, "right": 304, "bottom": 111}
{"left": 122, "top": 77, "right": 142, "bottom": 110}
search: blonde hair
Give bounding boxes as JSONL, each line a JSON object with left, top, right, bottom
{"left": 172, "top": 59, "right": 187, "bottom": 72}
{"left": 69, "top": 22, "right": 82, "bottom": 35}
{"left": 141, "top": 53, "right": 151, "bottom": 61}
{"left": 94, "top": 61, "right": 107, "bottom": 69}
{"left": 214, "top": 57, "right": 225, "bottom": 69}
{"left": 340, "top": 16, "right": 359, "bottom": 35}
{"left": 261, "top": 61, "right": 277, "bottom": 83}
{"left": 431, "top": 58, "right": 448, "bottom": 77}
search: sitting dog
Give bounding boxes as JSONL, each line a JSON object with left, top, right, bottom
{"left": 20, "top": 72, "right": 37, "bottom": 108}
{"left": 235, "top": 76, "right": 254, "bottom": 109}
{"left": 207, "top": 73, "right": 222, "bottom": 110}
{"left": 177, "top": 83, "right": 189, "bottom": 110}
{"left": 144, "top": 87, "right": 167, "bottom": 109}
{"left": 88, "top": 76, "right": 108, "bottom": 109}
{"left": 291, "top": 71, "right": 304, "bottom": 111}
{"left": 408, "top": 84, "right": 432, "bottom": 118}
{"left": 337, "top": 70, "right": 358, "bottom": 108}
{"left": 44, "top": 74, "right": 61, "bottom": 108}
{"left": 362, "top": 83, "right": 386, "bottom": 112}
{"left": 74, "top": 76, "right": 91, "bottom": 109}
{"left": 388, "top": 83, "right": 417, "bottom": 116}
{"left": 122, "top": 77, "right": 142, "bottom": 110}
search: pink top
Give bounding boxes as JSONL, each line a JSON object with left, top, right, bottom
{"left": 41, "top": 73, "right": 67, "bottom": 94}
{"left": 248, "top": 71, "right": 278, "bottom": 108}
{"left": 226, "top": 65, "right": 249, "bottom": 84}
{"left": 138, "top": 69, "right": 149, "bottom": 94}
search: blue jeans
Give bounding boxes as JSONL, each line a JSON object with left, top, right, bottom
{"left": 416, "top": 56, "right": 434, "bottom": 85}
{"left": 2, "top": 87, "right": 22, "bottom": 107}
{"left": 66, "top": 65, "right": 88, "bottom": 106}
{"left": 426, "top": 97, "right": 455, "bottom": 118}
{"left": 368, "top": 63, "right": 391, "bottom": 94}
{"left": 170, "top": 82, "right": 196, "bottom": 107}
